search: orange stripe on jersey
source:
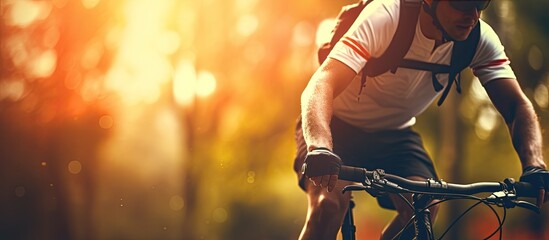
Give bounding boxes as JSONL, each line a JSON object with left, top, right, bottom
{"left": 341, "top": 36, "right": 371, "bottom": 60}
{"left": 473, "top": 59, "right": 509, "bottom": 71}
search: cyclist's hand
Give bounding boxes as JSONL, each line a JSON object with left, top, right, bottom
{"left": 301, "top": 148, "right": 342, "bottom": 192}
{"left": 520, "top": 166, "right": 549, "bottom": 207}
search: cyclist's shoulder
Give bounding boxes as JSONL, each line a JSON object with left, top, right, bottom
{"left": 476, "top": 19, "right": 505, "bottom": 49}
{"left": 470, "top": 19, "right": 511, "bottom": 65}
{"left": 354, "top": 0, "right": 400, "bottom": 29}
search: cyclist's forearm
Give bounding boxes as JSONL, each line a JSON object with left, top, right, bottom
{"left": 301, "top": 75, "right": 334, "bottom": 152}
{"left": 509, "top": 102, "right": 546, "bottom": 170}
{"left": 300, "top": 59, "right": 358, "bottom": 152}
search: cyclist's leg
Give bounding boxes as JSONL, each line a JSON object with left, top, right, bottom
{"left": 380, "top": 176, "right": 440, "bottom": 240}
{"left": 299, "top": 178, "right": 353, "bottom": 240}
{"left": 363, "top": 128, "right": 439, "bottom": 240}
{"left": 294, "top": 116, "right": 361, "bottom": 239}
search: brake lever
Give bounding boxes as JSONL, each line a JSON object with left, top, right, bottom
{"left": 342, "top": 184, "right": 385, "bottom": 198}
{"left": 487, "top": 191, "right": 542, "bottom": 214}
{"left": 342, "top": 185, "right": 371, "bottom": 193}
{"left": 515, "top": 200, "right": 541, "bottom": 214}
{"left": 486, "top": 191, "right": 517, "bottom": 208}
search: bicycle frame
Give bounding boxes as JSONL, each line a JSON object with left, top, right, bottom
{"left": 340, "top": 193, "right": 435, "bottom": 240}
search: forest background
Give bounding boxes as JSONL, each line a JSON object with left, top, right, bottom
{"left": 1, "top": 0, "right": 548, "bottom": 239}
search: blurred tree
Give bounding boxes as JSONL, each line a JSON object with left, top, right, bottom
{"left": 1, "top": 1, "right": 115, "bottom": 239}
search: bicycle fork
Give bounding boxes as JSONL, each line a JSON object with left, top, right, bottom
{"left": 341, "top": 199, "right": 356, "bottom": 240}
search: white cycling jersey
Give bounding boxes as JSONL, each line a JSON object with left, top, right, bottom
{"left": 329, "top": 0, "right": 516, "bottom": 131}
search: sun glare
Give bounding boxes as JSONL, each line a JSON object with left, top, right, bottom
{"left": 316, "top": 18, "right": 336, "bottom": 48}
{"left": 101, "top": 0, "right": 178, "bottom": 106}
{"left": 5, "top": 1, "right": 49, "bottom": 27}
{"left": 196, "top": 71, "right": 217, "bottom": 98}
{"left": 173, "top": 60, "right": 197, "bottom": 106}
{"left": 28, "top": 49, "right": 57, "bottom": 78}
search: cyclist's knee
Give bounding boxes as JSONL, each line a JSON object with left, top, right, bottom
{"left": 303, "top": 180, "right": 352, "bottom": 230}
{"left": 394, "top": 204, "right": 414, "bottom": 224}
{"left": 306, "top": 187, "right": 350, "bottom": 223}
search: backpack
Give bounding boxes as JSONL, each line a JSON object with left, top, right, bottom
{"left": 318, "top": 0, "right": 480, "bottom": 106}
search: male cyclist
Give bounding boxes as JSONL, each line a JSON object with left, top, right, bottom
{"left": 294, "top": 0, "right": 548, "bottom": 239}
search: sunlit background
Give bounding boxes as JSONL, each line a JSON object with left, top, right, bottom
{"left": 1, "top": 0, "right": 548, "bottom": 239}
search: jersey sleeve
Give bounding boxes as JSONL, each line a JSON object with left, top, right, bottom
{"left": 470, "top": 20, "right": 517, "bottom": 85}
{"left": 327, "top": 0, "right": 400, "bottom": 73}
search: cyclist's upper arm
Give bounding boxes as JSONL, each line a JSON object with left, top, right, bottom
{"left": 315, "top": 58, "right": 358, "bottom": 98}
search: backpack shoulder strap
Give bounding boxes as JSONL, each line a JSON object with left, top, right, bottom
{"left": 451, "top": 22, "right": 481, "bottom": 78}
{"left": 435, "top": 23, "right": 481, "bottom": 105}
{"left": 363, "top": 0, "right": 423, "bottom": 77}
{"left": 330, "top": 0, "right": 373, "bottom": 48}
{"left": 318, "top": 0, "right": 373, "bottom": 64}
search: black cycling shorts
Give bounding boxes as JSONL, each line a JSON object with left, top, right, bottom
{"left": 293, "top": 116, "right": 439, "bottom": 209}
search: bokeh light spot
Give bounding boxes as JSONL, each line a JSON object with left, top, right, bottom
{"left": 475, "top": 107, "right": 499, "bottom": 140}
{"left": 28, "top": 50, "right": 57, "bottom": 78}
{"left": 81, "top": 0, "right": 100, "bottom": 9}
{"left": 528, "top": 45, "right": 543, "bottom": 71}
{"left": 236, "top": 14, "right": 258, "bottom": 38}
{"left": 534, "top": 84, "right": 548, "bottom": 109}
{"left": 247, "top": 171, "right": 256, "bottom": 184}
{"left": 173, "top": 60, "right": 197, "bottom": 106}
{"left": 293, "top": 21, "right": 315, "bottom": 47}
{"left": 99, "top": 115, "right": 114, "bottom": 129}
{"left": 196, "top": 71, "right": 217, "bottom": 97}
{"left": 68, "top": 160, "right": 82, "bottom": 174}
{"left": 0, "top": 79, "right": 25, "bottom": 101}
{"left": 469, "top": 77, "right": 489, "bottom": 102}
{"left": 7, "top": 35, "right": 28, "bottom": 68}
{"left": 7, "top": 1, "right": 42, "bottom": 27}
{"left": 169, "top": 195, "right": 184, "bottom": 211}
{"left": 212, "top": 208, "right": 228, "bottom": 223}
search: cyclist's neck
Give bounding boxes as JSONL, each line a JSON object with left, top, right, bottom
{"left": 420, "top": 8, "right": 447, "bottom": 52}
{"left": 420, "top": 8, "right": 443, "bottom": 41}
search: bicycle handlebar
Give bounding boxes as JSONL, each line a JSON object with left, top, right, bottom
{"left": 339, "top": 165, "right": 540, "bottom": 198}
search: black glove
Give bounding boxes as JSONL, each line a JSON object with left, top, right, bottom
{"left": 520, "top": 166, "right": 549, "bottom": 190}
{"left": 301, "top": 148, "right": 342, "bottom": 178}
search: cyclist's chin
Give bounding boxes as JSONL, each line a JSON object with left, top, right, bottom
{"left": 448, "top": 26, "right": 473, "bottom": 41}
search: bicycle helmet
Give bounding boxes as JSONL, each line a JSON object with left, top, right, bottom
{"left": 422, "top": 0, "right": 492, "bottom": 42}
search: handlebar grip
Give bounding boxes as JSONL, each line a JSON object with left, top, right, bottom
{"left": 514, "top": 182, "right": 539, "bottom": 198}
{"left": 339, "top": 166, "right": 367, "bottom": 182}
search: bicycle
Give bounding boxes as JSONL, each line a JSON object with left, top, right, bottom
{"left": 336, "top": 165, "right": 548, "bottom": 240}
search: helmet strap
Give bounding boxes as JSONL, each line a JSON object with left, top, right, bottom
{"left": 422, "top": 1, "right": 455, "bottom": 42}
